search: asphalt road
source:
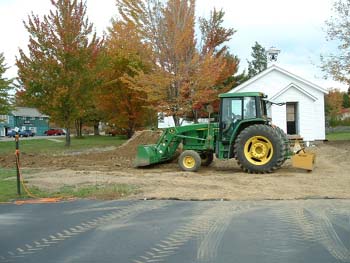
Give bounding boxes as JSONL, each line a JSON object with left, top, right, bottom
{"left": 0, "top": 199, "right": 350, "bottom": 263}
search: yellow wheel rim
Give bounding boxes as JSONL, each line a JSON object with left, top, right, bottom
{"left": 244, "top": 136, "right": 273, "bottom": 165}
{"left": 183, "top": 156, "right": 196, "bottom": 169}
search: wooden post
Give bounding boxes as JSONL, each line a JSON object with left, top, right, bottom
{"left": 15, "top": 134, "right": 21, "bottom": 195}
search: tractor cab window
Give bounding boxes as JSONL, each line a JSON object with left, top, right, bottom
{"left": 222, "top": 98, "right": 242, "bottom": 123}
{"left": 220, "top": 98, "right": 242, "bottom": 141}
{"left": 243, "top": 97, "right": 257, "bottom": 119}
{"left": 231, "top": 99, "right": 242, "bottom": 119}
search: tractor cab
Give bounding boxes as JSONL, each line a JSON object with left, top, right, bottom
{"left": 217, "top": 92, "right": 268, "bottom": 158}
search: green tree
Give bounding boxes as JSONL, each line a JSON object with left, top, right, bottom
{"left": 16, "top": 0, "right": 102, "bottom": 146}
{"left": 343, "top": 92, "right": 350, "bottom": 108}
{"left": 322, "top": 0, "right": 350, "bottom": 87}
{"left": 225, "top": 70, "right": 249, "bottom": 89}
{"left": 0, "top": 53, "right": 12, "bottom": 115}
{"left": 247, "top": 41, "right": 267, "bottom": 78}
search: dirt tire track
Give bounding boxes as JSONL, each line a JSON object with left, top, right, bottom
{"left": 272, "top": 202, "right": 350, "bottom": 262}
{"left": 132, "top": 202, "right": 260, "bottom": 263}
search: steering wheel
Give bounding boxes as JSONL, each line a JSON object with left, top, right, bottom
{"left": 223, "top": 116, "right": 233, "bottom": 133}
{"left": 222, "top": 114, "right": 241, "bottom": 133}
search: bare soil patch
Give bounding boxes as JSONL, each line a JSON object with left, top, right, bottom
{"left": 1, "top": 131, "right": 349, "bottom": 200}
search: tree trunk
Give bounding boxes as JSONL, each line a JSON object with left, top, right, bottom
{"left": 65, "top": 127, "right": 71, "bottom": 147}
{"left": 126, "top": 128, "right": 134, "bottom": 139}
{"left": 75, "top": 119, "right": 83, "bottom": 137}
{"left": 173, "top": 115, "right": 180, "bottom": 126}
{"left": 193, "top": 109, "right": 198, "bottom": 123}
{"left": 127, "top": 119, "right": 135, "bottom": 139}
{"left": 93, "top": 121, "right": 100, "bottom": 136}
{"left": 75, "top": 120, "right": 79, "bottom": 137}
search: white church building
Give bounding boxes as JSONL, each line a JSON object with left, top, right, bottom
{"left": 230, "top": 64, "right": 328, "bottom": 141}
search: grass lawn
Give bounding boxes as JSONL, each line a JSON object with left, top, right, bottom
{"left": 0, "top": 168, "right": 20, "bottom": 202}
{"left": 0, "top": 135, "right": 127, "bottom": 155}
{"left": 326, "top": 132, "right": 350, "bottom": 141}
{"left": 0, "top": 168, "right": 49, "bottom": 202}
{"left": 0, "top": 167, "right": 137, "bottom": 202}
{"left": 56, "top": 184, "right": 138, "bottom": 200}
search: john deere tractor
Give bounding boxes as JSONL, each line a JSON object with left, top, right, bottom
{"left": 134, "top": 92, "right": 291, "bottom": 173}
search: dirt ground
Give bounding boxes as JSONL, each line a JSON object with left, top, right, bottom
{"left": 1, "top": 131, "right": 350, "bottom": 200}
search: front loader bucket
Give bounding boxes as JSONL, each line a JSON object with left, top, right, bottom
{"left": 291, "top": 151, "right": 316, "bottom": 171}
{"left": 134, "top": 144, "right": 160, "bottom": 167}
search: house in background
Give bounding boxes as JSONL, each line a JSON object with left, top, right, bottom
{"left": 0, "top": 114, "right": 10, "bottom": 136}
{"left": 158, "top": 113, "right": 199, "bottom": 128}
{"left": 0, "top": 107, "right": 50, "bottom": 136}
{"left": 229, "top": 64, "right": 328, "bottom": 141}
{"left": 339, "top": 108, "right": 350, "bottom": 121}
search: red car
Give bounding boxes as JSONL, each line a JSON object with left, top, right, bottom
{"left": 45, "top": 128, "right": 66, "bottom": 136}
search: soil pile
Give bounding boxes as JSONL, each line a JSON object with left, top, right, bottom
{"left": 96, "top": 130, "right": 162, "bottom": 168}
{"left": 115, "top": 130, "right": 161, "bottom": 160}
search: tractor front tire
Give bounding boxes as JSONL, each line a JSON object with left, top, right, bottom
{"left": 200, "top": 152, "right": 214, "bottom": 166}
{"left": 178, "top": 150, "right": 201, "bottom": 172}
{"left": 234, "top": 124, "right": 284, "bottom": 173}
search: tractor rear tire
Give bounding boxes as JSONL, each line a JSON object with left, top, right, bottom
{"left": 200, "top": 152, "right": 214, "bottom": 166}
{"left": 234, "top": 124, "right": 284, "bottom": 173}
{"left": 178, "top": 150, "right": 201, "bottom": 172}
{"left": 274, "top": 126, "right": 289, "bottom": 165}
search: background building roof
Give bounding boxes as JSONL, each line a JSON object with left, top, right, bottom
{"left": 11, "top": 107, "right": 49, "bottom": 118}
{"left": 231, "top": 64, "right": 328, "bottom": 94}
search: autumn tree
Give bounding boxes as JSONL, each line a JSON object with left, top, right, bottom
{"left": 247, "top": 41, "right": 267, "bottom": 78}
{"left": 14, "top": 90, "right": 27, "bottom": 107}
{"left": 321, "top": 0, "right": 350, "bottom": 87}
{"left": 116, "top": 0, "right": 238, "bottom": 125}
{"left": 16, "top": 0, "right": 102, "bottom": 146}
{"left": 189, "top": 8, "right": 238, "bottom": 120}
{"left": 325, "top": 88, "right": 343, "bottom": 124}
{"left": 97, "top": 21, "right": 154, "bottom": 138}
{"left": 0, "top": 53, "right": 12, "bottom": 115}
{"left": 199, "top": 8, "right": 235, "bottom": 55}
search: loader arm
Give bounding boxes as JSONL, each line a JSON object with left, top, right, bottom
{"left": 134, "top": 123, "right": 217, "bottom": 167}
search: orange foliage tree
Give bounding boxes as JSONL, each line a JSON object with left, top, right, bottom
{"left": 325, "top": 88, "right": 343, "bottom": 123}
{"left": 16, "top": 0, "right": 102, "bottom": 146}
{"left": 97, "top": 21, "right": 155, "bottom": 138}
{"left": 115, "top": 0, "right": 239, "bottom": 125}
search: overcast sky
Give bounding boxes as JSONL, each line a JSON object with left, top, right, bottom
{"left": 0, "top": 0, "right": 346, "bottom": 91}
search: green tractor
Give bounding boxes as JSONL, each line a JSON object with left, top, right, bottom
{"left": 134, "top": 92, "right": 290, "bottom": 173}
